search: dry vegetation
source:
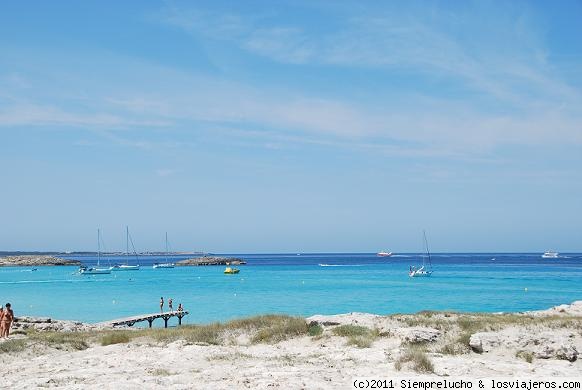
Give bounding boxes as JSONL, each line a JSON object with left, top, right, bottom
{"left": 2, "top": 310, "right": 580, "bottom": 376}
{"left": 395, "top": 345, "right": 435, "bottom": 373}
{"left": 0, "top": 315, "right": 310, "bottom": 356}
{"left": 392, "top": 311, "right": 582, "bottom": 358}
{"left": 332, "top": 324, "right": 380, "bottom": 348}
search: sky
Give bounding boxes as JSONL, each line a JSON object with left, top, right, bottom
{"left": 1, "top": 0, "right": 581, "bottom": 253}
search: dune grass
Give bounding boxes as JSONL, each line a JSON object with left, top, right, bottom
{"left": 27, "top": 330, "right": 91, "bottom": 351}
{"left": 332, "top": 324, "right": 379, "bottom": 348}
{"left": 0, "top": 338, "right": 27, "bottom": 354}
{"left": 101, "top": 332, "right": 132, "bottom": 346}
{"left": 250, "top": 315, "right": 307, "bottom": 343}
{"left": 141, "top": 314, "right": 308, "bottom": 345}
{"left": 308, "top": 323, "right": 323, "bottom": 337}
{"left": 2, "top": 314, "right": 308, "bottom": 357}
{"left": 516, "top": 350, "right": 534, "bottom": 363}
{"left": 396, "top": 346, "right": 435, "bottom": 373}
{"left": 332, "top": 325, "right": 372, "bottom": 337}
{"left": 150, "top": 368, "right": 173, "bottom": 376}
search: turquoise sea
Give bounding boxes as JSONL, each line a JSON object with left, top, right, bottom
{"left": 1, "top": 253, "right": 581, "bottom": 326}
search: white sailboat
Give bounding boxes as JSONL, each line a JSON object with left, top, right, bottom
{"left": 112, "top": 226, "right": 140, "bottom": 271}
{"left": 409, "top": 231, "right": 433, "bottom": 278}
{"left": 153, "top": 232, "right": 175, "bottom": 269}
{"left": 80, "top": 229, "right": 112, "bottom": 275}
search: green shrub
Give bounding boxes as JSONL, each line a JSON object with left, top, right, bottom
{"left": 516, "top": 350, "right": 534, "bottom": 363}
{"left": 0, "top": 339, "right": 27, "bottom": 354}
{"left": 347, "top": 335, "right": 374, "bottom": 348}
{"left": 251, "top": 316, "right": 307, "bottom": 344}
{"left": 332, "top": 325, "right": 372, "bottom": 337}
{"left": 308, "top": 323, "right": 323, "bottom": 337}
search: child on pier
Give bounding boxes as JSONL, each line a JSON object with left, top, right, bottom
{"left": 160, "top": 297, "right": 164, "bottom": 313}
{"left": 168, "top": 298, "right": 173, "bottom": 312}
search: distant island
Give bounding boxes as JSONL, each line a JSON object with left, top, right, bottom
{"left": 0, "top": 255, "right": 81, "bottom": 267}
{"left": 176, "top": 256, "right": 246, "bottom": 266}
{"left": 0, "top": 251, "right": 209, "bottom": 257}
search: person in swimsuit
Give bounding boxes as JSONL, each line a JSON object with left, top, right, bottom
{"left": 2, "top": 303, "right": 14, "bottom": 339}
{"left": 168, "top": 298, "right": 173, "bottom": 312}
{"left": 160, "top": 297, "right": 164, "bottom": 313}
{"left": 0, "top": 305, "right": 4, "bottom": 336}
{"left": 177, "top": 303, "right": 183, "bottom": 312}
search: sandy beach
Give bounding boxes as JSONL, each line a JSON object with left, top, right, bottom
{"left": 0, "top": 302, "right": 580, "bottom": 389}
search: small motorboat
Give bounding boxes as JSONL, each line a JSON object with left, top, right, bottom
{"left": 153, "top": 263, "right": 175, "bottom": 269}
{"left": 224, "top": 267, "right": 240, "bottom": 274}
{"left": 377, "top": 251, "right": 393, "bottom": 257}
{"left": 542, "top": 251, "right": 559, "bottom": 259}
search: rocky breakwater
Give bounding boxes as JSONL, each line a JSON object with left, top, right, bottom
{"left": 13, "top": 316, "right": 111, "bottom": 332}
{"left": 176, "top": 256, "right": 246, "bottom": 266}
{"left": 0, "top": 255, "right": 81, "bottom": 267}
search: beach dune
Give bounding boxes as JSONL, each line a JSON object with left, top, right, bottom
{"left": 1, "top": 302, "right": 581, "bottom": 389}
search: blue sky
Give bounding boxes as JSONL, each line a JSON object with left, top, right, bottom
{"left": 1, "top": 1, "right": 581, "bottom": 252}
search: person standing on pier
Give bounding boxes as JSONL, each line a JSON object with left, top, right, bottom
{"left": 168, "top": 298, "right": 173, "bottom": 312}
{"left": 160, "top": 297, "right": 164, "bottom": 313}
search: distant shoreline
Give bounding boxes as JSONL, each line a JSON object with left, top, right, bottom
{"left": 0, "top": 251, "right": 209, "bottom": 257}
{"left": 0, "top": 255, "right": 245, "bottom": 267}
{"left": 0, "top": 255, "right": 81, "bottom": 267}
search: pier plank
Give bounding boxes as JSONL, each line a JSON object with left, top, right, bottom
{"left": 99, "top": 311, "right": 189, "bottom": 328}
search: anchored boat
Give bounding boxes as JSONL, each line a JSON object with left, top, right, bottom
{"left": 80, "top": 229, "right": 112, "bottom": 275}
{"left": 542, "top": 250, "right": 559, "bottom": 259}
{"left": 377, "top": 251, "right": 393, "bottom": 257}
{"left": 409, "top": 231, "right": 433, "bottom": 278}
{"left": 224, "top": 266, "right": 240, "bottom": 274}
{"left": 153, "top": 232, "right": 175, "bottom": 269}
{"left": 112, "top": 226, "right": 140, "bottom": 271}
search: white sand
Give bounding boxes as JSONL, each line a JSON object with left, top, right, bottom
{"left": 1, "top": 302, "right": 581, "bottom": 389}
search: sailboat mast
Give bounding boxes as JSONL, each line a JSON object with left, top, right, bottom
{"left": 423, "top": 230, "right": 432, "bottom": 269}
{"left": 97, "top": 228, "right": 101, "bottom": 267}
{"left": 165, "top": 232, "right": 168, "bottom": 263}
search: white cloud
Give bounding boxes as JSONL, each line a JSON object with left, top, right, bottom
{"left": 151, "top": 3, "right": 582, "bottom": 154}
{"left": 2, "top": 2, "right": 582, "bottom": 159}
{"left": 0, "top": 102, "right": 171, "bottom": 129}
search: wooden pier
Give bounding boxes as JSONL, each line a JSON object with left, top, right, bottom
{"left": 100, "top": 311, "right": 189, "bottom": 328}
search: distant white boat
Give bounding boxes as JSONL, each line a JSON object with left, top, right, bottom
{"left": 377, "top": 251, "right": 393, "bottom": 257}
{"left": 409, "top": 231, "right": 433, "bottom": 278}
{"left": 80, "top": 266, "right": 111, "bottom": 275}
{"left": 113, "top": 264, "right": 140, "bottom": 271}
{"left": 153, "top": 232, "right": 175, "bottom": 269}
{"left": 153, "top": 263, "right": 175, "bottom": 269}
{"left": 542, "top": 250, "right": 559, "bottom": 259}
{"left": 80, "top": 229, "right": 112, "bottom": 275}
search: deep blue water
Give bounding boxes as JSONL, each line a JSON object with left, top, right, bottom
{"left": 0, "top": 253, "right": 581, "bottom": 326}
